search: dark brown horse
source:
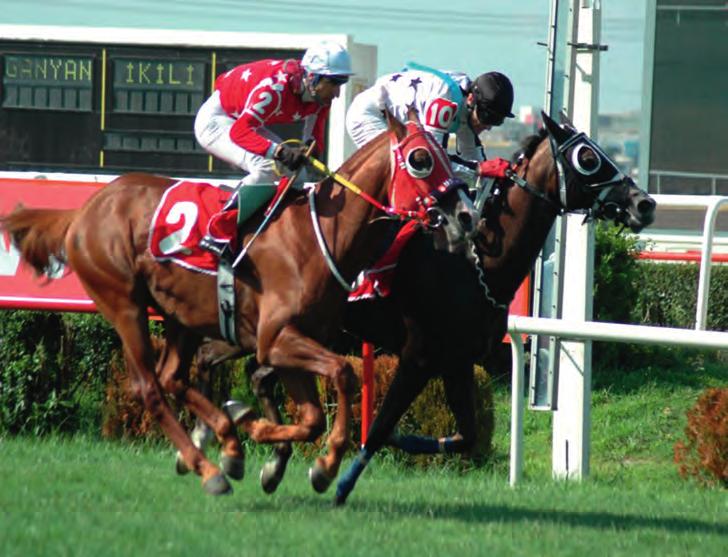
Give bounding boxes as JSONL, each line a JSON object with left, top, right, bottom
{"left": 184, "top": 112, "right": 656, "bottom": 502}
{"left": 0, "top": 113, "right": 477, "bottom": 495}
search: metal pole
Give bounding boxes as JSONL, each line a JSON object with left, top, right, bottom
{"left": 360, "top": 341, "right": 375, "bottom": 447}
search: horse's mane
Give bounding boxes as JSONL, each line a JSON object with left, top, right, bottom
{"left": 512, "top": 128, "right": 548, "bottom": 161}
{"left": 336, "top": 130, "right": 390, "bottom": 175}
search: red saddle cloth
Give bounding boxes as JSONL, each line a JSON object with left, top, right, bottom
{"left": 148, "top": 180, "right": 421, "bottom": 289}
{"left": 148, "top": 180, "right": 235, "bottom": 275}
{"left": 348, "top": 220, "right": 420, "bottom": 301}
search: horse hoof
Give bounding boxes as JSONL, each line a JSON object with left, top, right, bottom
{"left": 308, "top": 462, "right": 333, "bottom": 494}
{"left": 175, "top": 451, "right": 190, "bottom": 476}
{"left": 220, "top": 454, "right": 245, "bottom": 481}
{"left": 203, "top": 473, "right": 232, "bottom": 495}
{"left": 223, "top": 400, "right": 256, "bottom": 425}
{"left": 260, "top": 461, "right": 282, "bottom": 494}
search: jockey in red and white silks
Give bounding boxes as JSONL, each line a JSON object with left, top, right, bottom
{"left": 194, "top": 41, "right": 354, "bottom": 184}
{"left": 346, "top": 64, "right": 517, "bottom": 184}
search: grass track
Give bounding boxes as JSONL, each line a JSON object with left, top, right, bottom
{"left": 1, "top": 359, "right": 726, "bottom": 556}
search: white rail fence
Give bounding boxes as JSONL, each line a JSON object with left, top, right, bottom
{"left": 506, "top": 194, "right": 728, "bottom": 486}
{"left": 506, "top": 316, "right": 728, "bottom": 486}
{"left": 649, "top": 194, "right": 728, "bottom": 330}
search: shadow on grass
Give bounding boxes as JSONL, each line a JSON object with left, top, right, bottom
{"left": 226, "top": 494, "right": 727, "bottom": 536}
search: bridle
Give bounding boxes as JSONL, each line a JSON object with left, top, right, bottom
{"left": 309, "top": 123, "right": 468, "bottom": 291}
{"left": 468, "top": 122, "right": 634, "bottom": 310}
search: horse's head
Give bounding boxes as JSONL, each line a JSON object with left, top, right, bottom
{"left": 386, "top": 109, "right": 479, "bottom": 253}
{"left": 537, "top": 111, "right": 655, "bottom": 232}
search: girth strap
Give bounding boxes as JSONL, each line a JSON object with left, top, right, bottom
{"left": 216, "top": 255, "right": 238, "bottom": 345}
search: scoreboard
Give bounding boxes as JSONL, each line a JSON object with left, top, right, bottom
{"left": 0, "top": 34, "right": 309, "bottom": 176}
{"left": 0, "top": 39, "right": 303, "bottom": 176}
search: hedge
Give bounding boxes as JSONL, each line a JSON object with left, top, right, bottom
{"left": 2, "top": 224, "right": 725, "bottom": 438}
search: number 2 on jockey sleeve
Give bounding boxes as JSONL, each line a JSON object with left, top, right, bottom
{"left": 245, "top": 79, "right": 282, "bottom": 121}
{"left": 425, "top": 97, "right": 458, "bottom": 132}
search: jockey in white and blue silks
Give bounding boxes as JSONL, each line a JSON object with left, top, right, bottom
{"left": 346, "top": 63, "right": 517, "bottom": 183}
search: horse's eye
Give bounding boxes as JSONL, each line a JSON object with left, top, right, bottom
{"left": 571, "top": 143, "right": 601, "bottom": 176}
{"left": 405, "top": 148, "right": 433, "bottom": 179}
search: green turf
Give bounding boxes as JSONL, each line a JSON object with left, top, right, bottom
{"left": 0, "top": 356, "right": 726, "bottom": 556}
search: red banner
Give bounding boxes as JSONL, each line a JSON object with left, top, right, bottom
{"left": 0, "top": 178, "right": 105, "bottom": 311}
{"left": 1, "top": 177, "right": 530, "bottom": 319}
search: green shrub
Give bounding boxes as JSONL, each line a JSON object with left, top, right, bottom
{"left": 593, "top": 223, "right": 728, "bottom": 372}
{"left": 0, "top": 311, "right": 119, "bottom": 435}
{"left": 288, "top": 354, "right": 495, "bottom": 466}
{"left": 594, "top": 222, "right": 642, "bottom": 324}
{"left": 593, "top": 223, "right": 642, "bottom": 368}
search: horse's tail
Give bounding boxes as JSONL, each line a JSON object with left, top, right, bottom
{"left": 0, "top": 206, "right": 78, "bottom": 276}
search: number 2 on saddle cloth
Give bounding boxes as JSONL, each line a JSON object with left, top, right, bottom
{"left": 148, "top": 177, "right": 290, "bottom": 275}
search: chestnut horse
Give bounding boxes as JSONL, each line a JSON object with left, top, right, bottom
{"left": 0, "top": 114, "right": 477, "bottom": 495}
{"left": 184, "top": 112, "right": 656, "bottom": 502}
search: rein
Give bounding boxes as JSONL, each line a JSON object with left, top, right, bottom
{"left": 305, "top": 127, "right": 462, "bottom": 292}
{"left": 308, "top": 156, "right": 429, "bottom": 222}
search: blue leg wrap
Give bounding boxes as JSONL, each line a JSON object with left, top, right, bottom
{"left": 335, "top": 448, "right": 372, "bottom": 503}
{"left": 393, "top": 435, "right": 458, "bottom": 454}
{"left": 394, "top": 435, "right": 440, "bottom": 454}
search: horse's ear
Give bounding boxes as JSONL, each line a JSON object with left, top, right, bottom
{"left": 541, "top": 110, "right": 572, "bottom": 143}
{"left": 406, "top": 104, "right": 419, "bottom": 124}
{"left": 558, "top": 110, "right": 577, "bottom": 132}
{"left": 385, "top": 109, "right": 407, "bottom": 140}
{"left": 559, "top": 110, "right": 574, "bottom": 128}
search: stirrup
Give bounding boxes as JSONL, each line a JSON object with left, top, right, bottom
{"left": 200, "top": 235, "right": 232, "bottom": 261}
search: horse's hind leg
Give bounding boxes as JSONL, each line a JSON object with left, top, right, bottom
{"left": 157, "top": 326, "right": 245, "bottom": 481}
{"left": 86, "top": 294, "right": 230, "bottom": 494}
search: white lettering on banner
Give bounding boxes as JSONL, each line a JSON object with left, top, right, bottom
{"left": 158, "top": 201, "right": 199, "bottom": 255}
{"left": 0, "top": 234, "right": 21, "bottom": 277}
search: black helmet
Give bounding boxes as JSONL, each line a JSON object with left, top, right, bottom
{"left": 470, "top": 72, "right": 515, "bottom": 125}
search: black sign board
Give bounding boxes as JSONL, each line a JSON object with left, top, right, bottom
{"left": 0, "top": 40, "right": 303, "bottom": 176}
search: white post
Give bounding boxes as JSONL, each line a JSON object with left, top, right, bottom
{"left": 552, "top": 0, "right": 601, "bottom": 480}
{"left": 509, "top": 334, "right": 526, "bottom": 486}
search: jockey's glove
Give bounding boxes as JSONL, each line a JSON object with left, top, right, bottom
{"left": 477, "top": 157, "right": 511, "bottom": 179}
{"left": 274, "top": 144, "right": 308, "bottom": 172}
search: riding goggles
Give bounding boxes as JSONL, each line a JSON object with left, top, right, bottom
{"left": 324, "top": 74, "right": 350, "bottom": 85}
{"left": 475, "top": 104, "right": 506, "bottom": 127}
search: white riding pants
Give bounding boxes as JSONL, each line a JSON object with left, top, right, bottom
{"left": 194, "top": 91, "right": 280, "bottom": 185}
{"left": 345, "top": 88, "right": 388, "bottom": 149}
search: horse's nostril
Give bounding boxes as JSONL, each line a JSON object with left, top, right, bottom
{"left": 638, "top": 198, "right": 656, "bottom": 215}
{"left": 458, "top": 211, "right": 473, "bottom": 231}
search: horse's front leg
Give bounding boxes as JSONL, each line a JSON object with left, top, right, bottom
{"left": 174, "top": 340, "right": 244, "bottom": 476}
{"left": 262, "top": 324, "right": 357, "bottom": 494}
{"left": 335, "top": 354, "right": 431, "bottom": 505}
